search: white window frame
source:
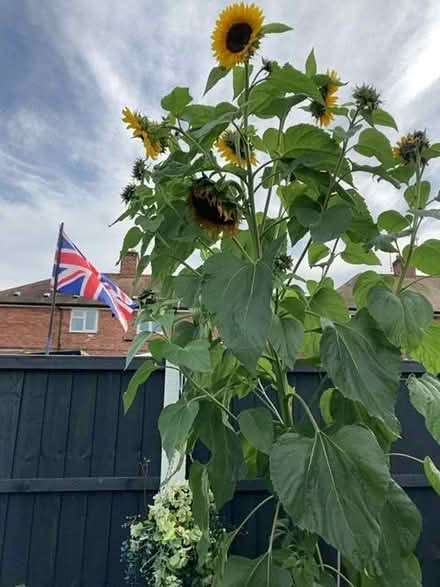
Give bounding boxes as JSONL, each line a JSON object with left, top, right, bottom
{"left": 136, "top": 320, "right": 161, "bottom": 335}
{"left": 70, "top": 308, "right": 99, "bottom": 333}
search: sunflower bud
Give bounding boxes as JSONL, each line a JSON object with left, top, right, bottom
{"left": 274, "top": 254, "right": 293, "bottom": 274}
{"left": 392, "top": 130, "right": 430, "bottom": 165}
{"left": 261, "top": 58, "right": 273, "bottom": 73}
{"left": 121, "top": 183, "right": 137, "bottom": 205}
{"left": 188, "top": 177, "right": 240, "bottom": 237}
{"left": 352, "top": 84, "right": 382, "bottom": 113}
{"left": 132, "top": 158, "right": 146, "bottom": 182}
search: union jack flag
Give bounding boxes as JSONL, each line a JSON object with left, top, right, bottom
{"left": 51, "top": 230, "right": 137, "bottom": 331}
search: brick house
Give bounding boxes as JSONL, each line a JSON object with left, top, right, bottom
{"left": 0, "top": 252, "right": 154, "bottom": 356}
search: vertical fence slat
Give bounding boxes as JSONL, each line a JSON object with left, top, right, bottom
{"left": 0, "top": 370, "right": 24, "bottom": 477}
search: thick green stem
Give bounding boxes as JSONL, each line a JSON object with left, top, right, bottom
{"left": 270, "top": 345, "right": 290, "bottom": 427}
{"left": 244, "top": 60, "right": 261, "bottom": 260}
{"left": 267, "top": 501, "right": 281, "bottom": 586}
{"left": 262, "top": 116, "right": 286, "bottom": 232}
{"left": 395, "top": 153, "right": 424, "bottom": 293}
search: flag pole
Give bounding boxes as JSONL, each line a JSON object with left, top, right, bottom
{"left": 45, "top": 222, "right": 64, "bottom": 355}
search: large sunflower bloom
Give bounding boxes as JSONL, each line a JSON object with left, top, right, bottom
{"left": 122, "top": 107, "right": 165, "bottom": 160}
{"left": 216, "top": 129, "right": 257, "bottom": 168}
{"left": 310, "top": 70, "right": 340, "bottom": 128}
{"left": 188, "top": 178, "right": 240, "bottom": 238}
{"left": 211, "top": 3, "right": 264, "bottom": 68}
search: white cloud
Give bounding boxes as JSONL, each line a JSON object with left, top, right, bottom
{"left": 1, "top": 0, "right": 439, "bottom": 291}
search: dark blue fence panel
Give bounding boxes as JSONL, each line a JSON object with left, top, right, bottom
{"left": 0, "top": 357, "right": 439, "bottom": 586}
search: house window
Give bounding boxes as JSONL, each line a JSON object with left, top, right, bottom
{"left": 136, "top": 320, "right": 161, "bottom": 335}
{"left": 70, "top": 309, "right": 99, "bottom": 333}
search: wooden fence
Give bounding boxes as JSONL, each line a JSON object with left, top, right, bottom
{"left": 0, "top": 357, "right": 439, "bottom": 586}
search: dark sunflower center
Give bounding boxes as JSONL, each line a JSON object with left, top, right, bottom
{"left": 192, "top": 194, "right": 235, "bottom": 226}
{"left": 226, "top": 23, "right": 253, "bottom": 53}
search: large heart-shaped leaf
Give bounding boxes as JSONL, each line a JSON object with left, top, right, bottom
{"left": 320, "top": 310, "right": 401, "bottom": 433}
{"left": 367, "top": 287, "right": 433, "bottom": 351}
{"left": 270, "top": 425, "right": 390, "bottom": 568}
{"left": 283, "top": 124, "right": 344, "bottom": 173}
{"left": 202, "top": 245, "right": 278, "bottom": 371}
{"left": 310, "top": 287, "right": 349, "bottom": 323}
{"left": 269, "top": 64, "right": 323, "bottom": 104}
{"left": 310, "top": 205, "right": 352, "bottom": 243}
{"left": 407, "top": 373, "right": 440, "bottom": 443}
{"left": 354, "top": 128, "right": 394, "bottom": 167}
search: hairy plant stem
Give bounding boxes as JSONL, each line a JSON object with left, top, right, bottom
{"left": 270, "top": 344, "right": 290, "bottom": 427}
{"left": 244, "top": 60, "right": 262, "bottom": 260}
{"left": 183, "top": 369, "right": 238, "bottom": 422}
{"left": 261, "top": 115, "right": 286, "bottom": 233}
{"left": 267, "top": 501, "right": 281, "bottom": 586}
{"left": 395, "top": 152, "right": 424, "bottom": 293}
{"left": 387, "top": 452, "right": 425, "bottom": 465}
{"left": 322, "top": 564, "right": 356, "bottom": 587}
{"left": 232, "top": 236, "right": 253, "bottom": 263}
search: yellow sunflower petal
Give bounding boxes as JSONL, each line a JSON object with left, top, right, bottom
{"left": 211, "top": 3, "right": 264, "bottom": 68}
{"left": 122, "top": 107, "right": 142, "bottom": 134}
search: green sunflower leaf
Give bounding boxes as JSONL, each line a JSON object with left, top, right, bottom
{"left": 310, "top": 204, "right": 352, "bottom": 243}
{"left": 404, "top": 181, "right": 430, "bottom": 209}
{"left": 119, "top": 226, "right": 143, "bottom": 262}
{"left": 410, "top": 322, "right": 440, "bottom": 375}
{"left": 378, "top": 210, "right": 410, "bottom": 233}
{"left": 221, "top": 555, "right": 292, "bottom": 587}
{"left": 305, "top": 48, "right": 317, "bottom": 77}
{"left": 341, "top": 241, "right": 381, "bottom": 265}
{"left": 269, "top": 315, "right": 304, "bottom": 369}
{"left": 413, "top": 239, "right": 440, "bottom": 274}
{"left": 354, "top": 128, "right": 395, "bottom": 168}
{"left": 161, "top": 87, "right": 192, "bottom": 116}
{"left": 424, "top": 456, "right": 440, "bottom": 496}
{"left": 123, "top": 359, "right": 158, "bottom": 413}
{"left": 159, "top": 399, "right": 199, "bottom": 460}
{"left": 201, "top": 241, "right": 280, "bottom": 372}
{"left": 363, "top": 108, "right": 398, "bottom": 132}
{"left": 310, "top": 286, "right": 349, "bottom": 323}
{"left": 194, "top": 403, "right": 243, "bottom": 509}
{"left": 238, "top": 407, "right": 274, "bottom": 455}
{"left": 269, "top": 64, "right": 324, "bottom": 104}
{"left": 204, "top": 65, "right": 230, "bottom": 95}
{"left": 308, "top": 242, "right": 329, "bottom": 266}
{"left": 270, "top": 425, "right": 390, "bottom": 569}
{"left": 320, "top": 309, "right": 401, "bottom": 434}
{"left": 367, "top": 287, "right": 433, "bottom": 351}
{"left": 352, "top": 271, "right": 393, "bottom": 308}
{"left": 149, "top": 338, "right": 211, "bottom": 372}
{"left": 261, "top": 23, "right": 293, "bottom": 34}
{"left": 407, "top": 374, "right": 440, "bottom": 444}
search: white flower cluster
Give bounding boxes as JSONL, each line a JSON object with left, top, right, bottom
{"left": 125, "top": 481, "right": 218, "bottom": 587}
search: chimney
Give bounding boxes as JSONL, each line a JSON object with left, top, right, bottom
{"left": 120, "top": 251, "right": 139, "bottom": 277}
{"left": 393, "top": 257, "right": 416, "bottom": 279}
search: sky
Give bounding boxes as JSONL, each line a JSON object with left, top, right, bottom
{"left": 1, "top": 0, "right": 440, "bottom": 290}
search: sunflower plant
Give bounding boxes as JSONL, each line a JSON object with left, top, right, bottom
{"left": 117, "top": 3, "right": 440, "bottom": 586}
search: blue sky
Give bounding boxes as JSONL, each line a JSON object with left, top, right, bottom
{"left": 1, "top": 0, "right": 440, "bottom": 289}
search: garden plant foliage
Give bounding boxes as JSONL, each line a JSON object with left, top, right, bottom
{"left": 118, "top": 4, "right": 440, "bottom": 585}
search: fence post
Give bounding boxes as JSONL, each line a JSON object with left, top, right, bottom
{"left": 160, "top": 361, "right": 185, "bottom": 485}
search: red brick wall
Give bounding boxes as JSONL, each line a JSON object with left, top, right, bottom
{"left": 0, "top": 305, "right": 139, "bottom": 355}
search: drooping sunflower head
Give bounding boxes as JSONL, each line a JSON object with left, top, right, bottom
{"left": 132, "top": 158, "right": 146, "bottom": 182}
{"left": 393, "top": 130, "right": 430, "bottom": 165}
{"left": 122, "top": 107, "right": 168, "bottom": 160}
{"left": 353, "top": 84, "right": 382, "bottom": 113}
{"left": 121, "top": 183, "right": 137, "bottom": 205}
{"left": 212, "top": 3, "right": 264, "bottom": 68}
{"left": 188, "top": 177, "right": 240, "bottom": 238}
{"left": 216, "top": 129, "right": 257, "bottom": 168}
{"left": 310, "top": 70, "right": 340, "bottom": 127}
